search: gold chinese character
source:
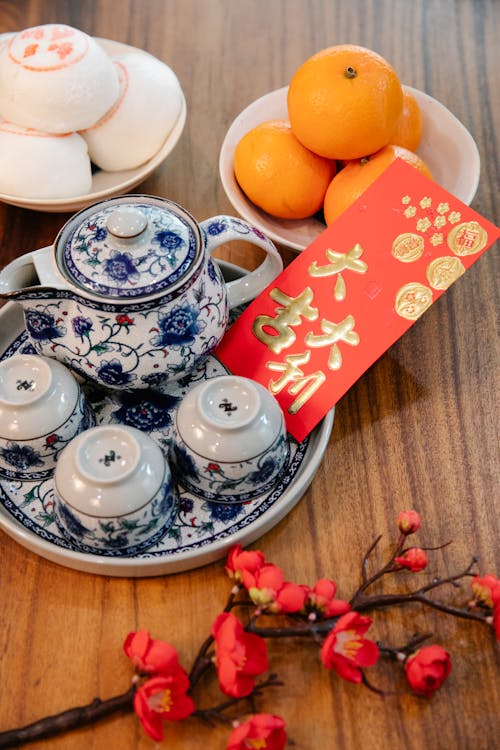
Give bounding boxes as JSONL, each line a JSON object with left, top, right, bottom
{"left": 308, "top": 244, "right": 367, "bottom": 302}
{"left": 434, "top": 215, "right": 446, "bottom": 228}
{"left": 305, "top": 315, "right": 360, "bottom": 370}
{"left": 420, "top": 197, "right": 432, "bottom": 209}
{"left": 404, "top": 206, "right": 417, "bottom": 218}
{"left": 437, "top": 202, "right": 449, "bottom": 215}
{"left": 267, "top": 352, "right": 326, "bottom": 414}
{"left": 447, "top": 221, "right": 488, "bottom": 256}
{"left": 252, "top": 287, "right": 319, "bottom": 354}
{"left": 308, "top": 243, "right": 368, "bottom": 277}
{"left": 430, "top": 233, "right": 443, "bottom": 246}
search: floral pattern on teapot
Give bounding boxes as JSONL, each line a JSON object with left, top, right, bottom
{"left": 23, "top": 254, "right": 228, "bottom": 389}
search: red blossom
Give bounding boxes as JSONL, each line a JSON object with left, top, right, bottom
{"left": 405, "top": 645, "right": 451, "bottom": 696}
{"left": 226, "top": 713, "right": 287, "bottom": 750}
{"left": 212, "top": 612, "right": 268, "bottom": 697}
{"left": 226, "top": 544, "right": 266, "bottom": 583}
{"left": 397, "top": 510, "right": 421, "bottom": 535}
{"left": 133, "top": 673, "right": 195, "bottom": 741}
{"left": 116, "top": 314, "right": 134, "bottom": 327}
{"left": 395, "top": 547, "right": 428, "bottom": 572}
{"left": 306, "top": 578, "right": 351, "bottom": 618}
{"left": 205, "top": 462, "right": 221, "bottom": 473}
{"left": 45, "top": 433, "right": 58, "bottom": 448}
{"left": 242, "top": 563, "right": 308, "bottom": 613}
{"left": 471, "top": 574, "right": 500, "bottom": 608}
{"left": 320, "top": 611, "right": 379, "bottom": 683}
{"left": 123, "top": 630, "right": 180, "bottom": 675}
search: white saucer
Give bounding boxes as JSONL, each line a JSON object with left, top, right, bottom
{"left": 0, "top": 261, "right": 334, "bottom": 577}
{"left": 0, "top": 37, "right": 187, "bottom": 213}
{"left": 219, "top": 85, "right": 481, "bottom": 251}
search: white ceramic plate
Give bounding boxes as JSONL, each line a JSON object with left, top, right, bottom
{"left": 0, "top": 261, "right": 334, "bottom": 577}
{"left": 219, "top": 85, "right": 481, "bottom": 251}
{"left": 0, "top": 37, "right": 187, "bottom": 213}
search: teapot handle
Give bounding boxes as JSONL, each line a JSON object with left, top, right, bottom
{"left": 0, "top": 246, "right": 62, "bottom": 297}
{"left": 200, "top": 216, "right": 283, "bottom": 309}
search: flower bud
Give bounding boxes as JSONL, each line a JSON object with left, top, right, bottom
{"left": 395, "top": 547, "right": 428, "bottom": 572}
{"left": 405, "top": 645, "right": 451, "bottom": 696}
{"left": 397, "top": 510, "right": 421, "bottom": 535}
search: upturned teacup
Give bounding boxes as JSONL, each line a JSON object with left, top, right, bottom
{"left": 0, "top": 354, "right": 94, "bottom": 480}
{"left": 170, "top": 375, "right": 290, "bottom": 503}
{"left": 53, "top": 424, "right": 177, "bottom": 553}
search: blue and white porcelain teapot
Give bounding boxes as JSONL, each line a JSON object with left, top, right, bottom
{"left": 0, "top": 195, "right": 283, "bottom": 389}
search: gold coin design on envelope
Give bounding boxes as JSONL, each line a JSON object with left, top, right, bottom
{"left": 395, "top": 282, "right": 433, "bottom": 320}
{"left": 426, "top": 256, "right": 465, "bottom": 290}
{"left": 447, "top": 221, "right": 488, "bottom": 256}
{"left": 392, "top": 233, "right": 425, "bottom": 263}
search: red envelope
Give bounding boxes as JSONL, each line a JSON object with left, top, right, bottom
{"left": 216, "top": 159, "right": 499, "bottom": 442}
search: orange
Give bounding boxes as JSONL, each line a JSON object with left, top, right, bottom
{"left": 390, "top": 86, "right": 423, "bottom": 151}
{"left": 323, "top": 144, "right": 432, "bottom": 225}
{"left": 233, "top": 119, "right": 335, "bottom": 220}
{"left": 287, "top": 44, "right": 403, "bottom": 160}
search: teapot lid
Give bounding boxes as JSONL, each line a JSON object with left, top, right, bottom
{"left": 55, "top": 195, "right": 201, "bottom": 299}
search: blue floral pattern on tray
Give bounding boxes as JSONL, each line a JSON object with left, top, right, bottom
{"left": 0, "top": 330, "right": 309, "bottom": 559}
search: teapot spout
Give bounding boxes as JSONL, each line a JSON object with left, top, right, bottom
{"left": 0, "top": 247, "right": 63, "bottom": 301}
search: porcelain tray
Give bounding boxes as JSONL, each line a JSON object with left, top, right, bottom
{"left": 0, "top": 261, "right": 334, "bottom": 577}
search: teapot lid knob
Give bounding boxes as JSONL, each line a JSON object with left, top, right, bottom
{"left": 106, "top": 207, "right": 148, "bottom": 239}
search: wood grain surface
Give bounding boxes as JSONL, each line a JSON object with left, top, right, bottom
{"left": 0, "top": 1, "right": 498, "bottom": 749}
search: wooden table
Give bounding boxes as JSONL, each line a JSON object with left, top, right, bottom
{"left": 0, "top": 1, "right": 498, "bottom": 748}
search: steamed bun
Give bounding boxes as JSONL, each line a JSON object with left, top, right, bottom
{"left": 0, "top": 24, "right": 119, "bottom": 133}
{"left": 0, "top": 121, "right": 92, "bottom": 198}
{"left": 81, "top": 52, "right": 183, "bottom": 171}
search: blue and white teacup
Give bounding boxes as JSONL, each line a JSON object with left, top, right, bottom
{"left": 170, "top": 375, "right": 290, "bottom": 503}
{"left": 53, "top": 424, "right": 177, "bottom": 553}
{"left": 0, "top": 354, "right": 94, "bottom": 480}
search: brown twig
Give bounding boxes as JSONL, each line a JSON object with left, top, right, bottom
{"left": 377, "top": 632, "right": 433, "bottom": 658}
{"left": 0, "top": 686, "right": 135, "bottom": 749}
{"left": 351, "top": 533, "right": 407, "bottom": 603}
{"left": 192, "top": 675, "right": 284, "bottom": 726}
{"left": 361, "top": 534, "right": 383, "bottom": 583}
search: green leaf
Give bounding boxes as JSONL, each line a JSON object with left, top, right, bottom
{"left": 167, "top": 527, "right": 182, "bottom": 542}
{"left": 91, "top": 344, "right": 111, "bottom": 354}
{"left": 21, "top": 486, "right": 39, "bottom": 507}
{"left": 35, "top": 512, "right": 54, "bottom": 527}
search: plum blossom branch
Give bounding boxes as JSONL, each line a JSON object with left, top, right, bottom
{"left": 0, "top": 509, "right": 498, "bottom": 750}
{"left": 0, "top": 687, "right": 135, "bottom": 749}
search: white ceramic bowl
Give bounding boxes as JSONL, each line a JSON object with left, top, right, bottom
{"left": 219, "top": 85, "right": 481, "bottom": 252}
{"left": 0, "top": 37, "right": 187, "bottom": 213}
{"left": 170, "top": 375, "right": 290, "bottom": 503}
{"left": 0, "top": 354, "right": 94, "bottom": 480}
{"left": 53, "top": 424, "right": 177, "bottom": 552}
